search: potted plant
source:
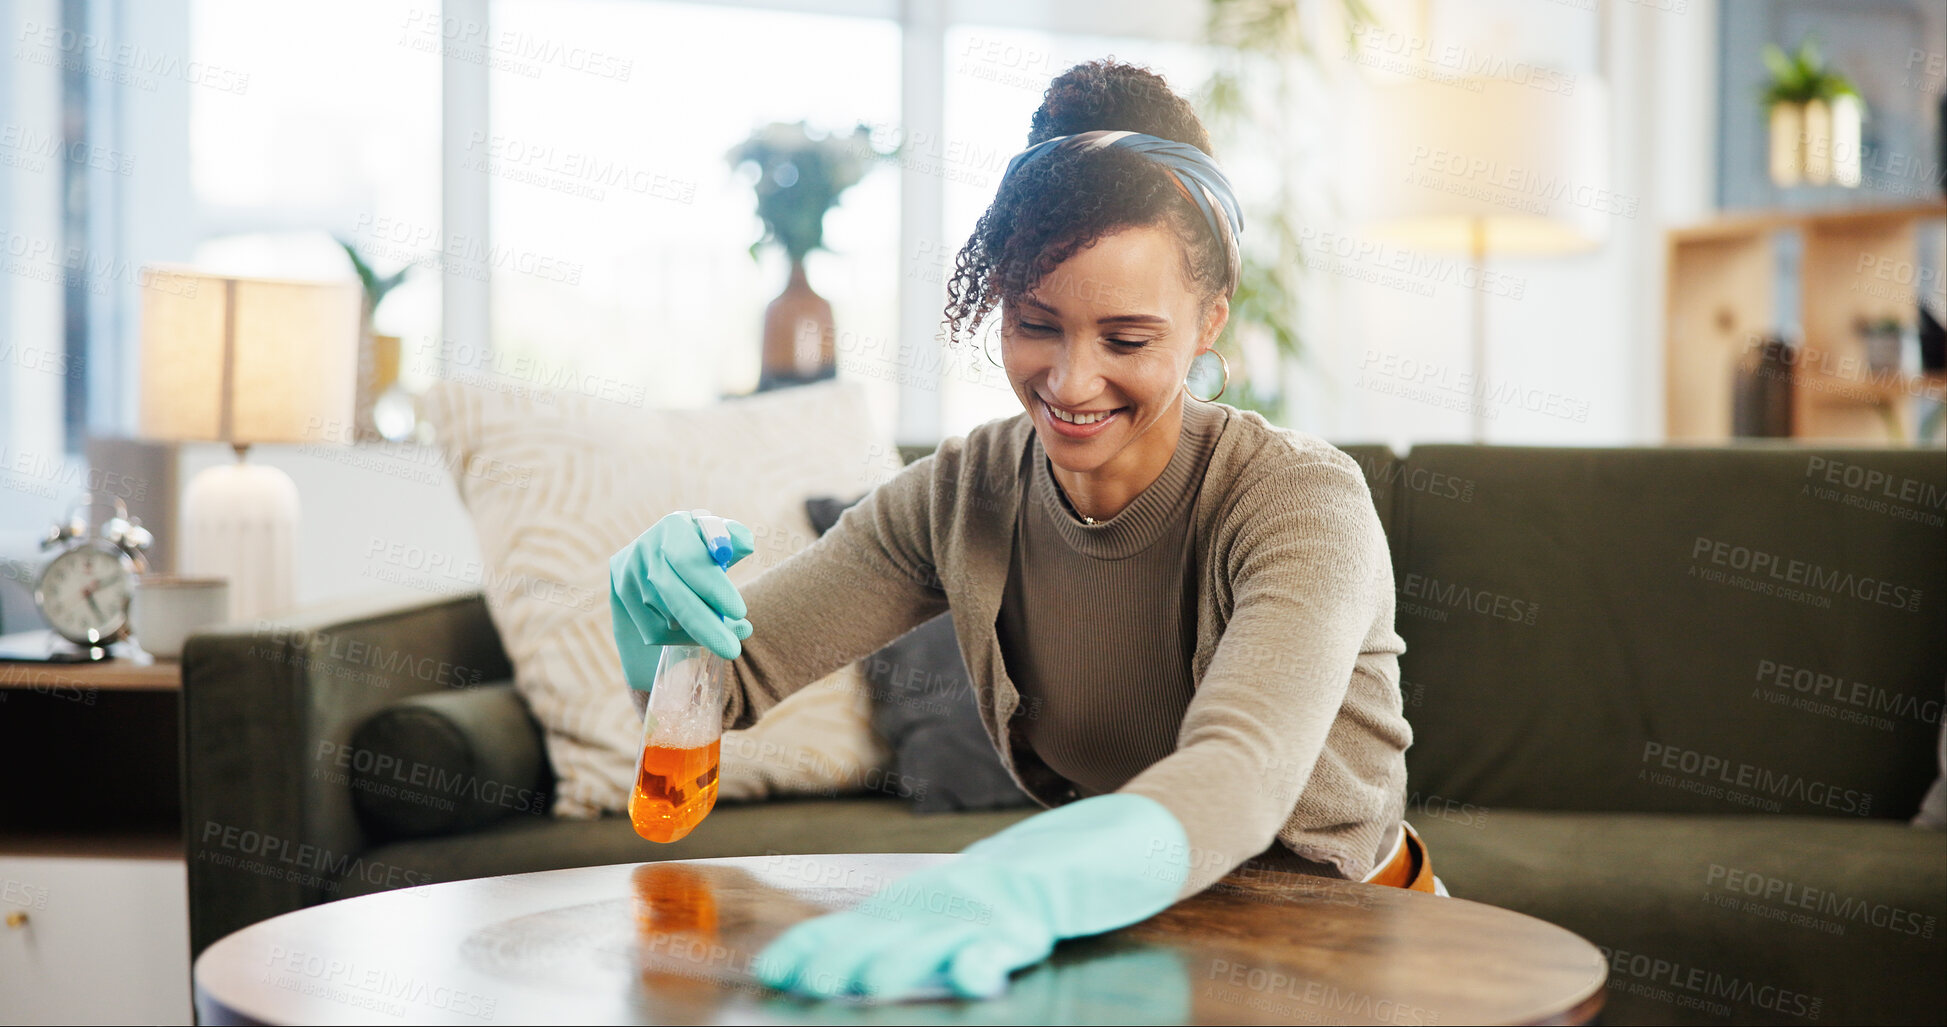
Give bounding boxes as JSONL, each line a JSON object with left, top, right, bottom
{"left": 1761, "top": 38, "right": 1864, "bottom": 188}
{"left": 338, "top": 238, "right": 413, "bottom": 441}
{"left": 1196, "top": 0, "right": 1375, "bottom": 421}
{"left": 726, "top": 122, "right": 882, "bottom": 391}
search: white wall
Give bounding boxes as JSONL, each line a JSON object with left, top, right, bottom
{"left": 176, "top": 441, "right": 482, "bottom": 612}
{"left": 2, "top": 0, "right": 199, "bottom": 534}
{"left": 1287, "top": 0, "right": 1717, "bottom": 446}
{"left": 2, "top": 0, "right": 70, "bottom": 530}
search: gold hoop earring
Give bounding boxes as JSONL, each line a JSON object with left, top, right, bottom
{"left": 1184, "top": 348, "right": 1229, "bottom": 402}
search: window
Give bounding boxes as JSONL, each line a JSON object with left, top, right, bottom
{"left": 484, "top": 0, "right": 902, "bottom": 421}
{"left": 189, "top": 0, "right": 441, "bottom": 374}
{"left": 0, "top": 0, "right": 1253, "bottom": 510}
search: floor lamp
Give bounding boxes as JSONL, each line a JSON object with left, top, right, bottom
{"left": 1361, "top": 77, "right": 1610, "bottom": 442}
{"left": 139, "top": 270, "right": 362, "bottom": 621}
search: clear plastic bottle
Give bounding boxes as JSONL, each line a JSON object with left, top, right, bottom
{"left": 629, "top": 644, "right": 726, "bottom": 843}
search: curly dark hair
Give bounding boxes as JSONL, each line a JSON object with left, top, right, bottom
{"left": 942, "top": 60, "right": 1228, "bottom": 351}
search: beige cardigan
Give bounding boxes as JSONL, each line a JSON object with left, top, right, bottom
{"left": 722, "top": 402, "right": 1411, "bottom": 898}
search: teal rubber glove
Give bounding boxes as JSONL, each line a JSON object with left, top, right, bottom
{"left": 609, "top": 510, "right": 757, "bottom": 679}
{"left": 753, "top": 947, "right": 1191, "bottom": 1024}
{"left": 753, "top": 793, "right": 1191, "bottom": 1001}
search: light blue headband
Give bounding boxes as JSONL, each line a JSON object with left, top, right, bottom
{"left": 1000, "top": 130, "right": 1244, "bottom": 295}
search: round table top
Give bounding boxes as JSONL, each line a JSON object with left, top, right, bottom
{"left": 194, "top": 852, "right": 1606, "bottom": 1026}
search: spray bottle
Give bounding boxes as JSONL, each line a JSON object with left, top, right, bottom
{"left": 628, "top": 511, "right": 734, "bottom": 843}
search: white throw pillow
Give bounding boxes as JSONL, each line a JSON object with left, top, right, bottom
{"left": 717, "top": 662, "right": 887, "bottom": 803}
{"left": 421, "top": 379, "right": 901, "bottom": 817}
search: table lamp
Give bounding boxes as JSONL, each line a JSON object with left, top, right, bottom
{"left": 1359, "top": 77, "right": 1610, "bottom": 441}
{"left": 139, "top": 269, "right": 362, "bottom": 621}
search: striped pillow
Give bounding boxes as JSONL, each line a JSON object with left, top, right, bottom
{"left": 422, "top": 379, "right": 902, "bottom": 817}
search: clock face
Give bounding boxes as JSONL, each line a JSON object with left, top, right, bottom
{"left": 36, "top": 543, "right": 133, "bottom": 646}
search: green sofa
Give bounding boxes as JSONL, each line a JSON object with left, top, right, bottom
{"left": 182, "top": 444, "right": 1946, "bottom": 1025}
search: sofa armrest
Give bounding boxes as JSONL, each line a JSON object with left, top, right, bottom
{"left": 348, "top": 683, "right": 552, "bottom": 840}
{"left": 181, "top": 590, "right": 512, "bottom": 957}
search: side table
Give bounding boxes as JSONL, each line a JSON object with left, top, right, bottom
{"left": 0, "top": 653, "right": 192, "bottom": 1024}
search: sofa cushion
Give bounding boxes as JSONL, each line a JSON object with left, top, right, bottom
{"left": 1413, "top": 810, "right": 1946, "bottom": 1025}
{"left": 420, "top": 379, "right": 906, "bottom": 817}
{"left": 347, "top": 683, "right": 552, "bottom": 839}
{"left": 864, "top": 615, "right": 1037, "bottom": 812}
{"left": 806, "top": 493, "right": 1034, "bottom": 813}
{"left": 1394, "top": 446, "right": 1946, "bottom": 816}
{"left": 715, "top": 662, "right": 890, "bottom": 803}
{"left": 338, "top": 797, "right": 1038, "bottom": 898}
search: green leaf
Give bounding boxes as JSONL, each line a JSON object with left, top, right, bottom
{"left": 374, "top": 267, "right": 411, "bottom": 299}
{"left": 728, "top": 119, "right": 889, "bottom": 260}
{"left": 1759, "top": 34, "right": 1864, "bottom": 109}
{"left": 1190, "top": 0, "right": 1376, "bottom": 423}
{"left": 337, "top": 237, "right": 378, "bottom": 297}
{"left": 1796, "top": 37, "right": 1822, "bottom": 74}
{"left": 337, "top": 235, "right": 412, "bottom": 316}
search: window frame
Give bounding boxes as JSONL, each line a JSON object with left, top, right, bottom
{"left": 444, "top": 0, "right": 1202, "bottom": 444}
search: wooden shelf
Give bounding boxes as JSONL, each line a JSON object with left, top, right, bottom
{"left": 0, "top": 830, "right": 182, "bottom": 860}
{"left": 0, "top": 679, "right": 181, "bottom": 843}
{"left": 1791, "top": 350, "right": 1947, "bottom": 408}
{"left": 1667, "top": 201, "right": 1947, "bottom": 243}
{"left": 0, "top": 657, "right": 181, "bottom": 692}
{"left": 1664, "top": 203, "right": 1947, "bottom": 442}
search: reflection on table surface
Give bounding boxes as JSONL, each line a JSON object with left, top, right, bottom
{"left": 615, "top": 861, "right": 1192, "bottom": 1025}
{"left": 195, "top": 852, "right": 1607, "bottom": 1026}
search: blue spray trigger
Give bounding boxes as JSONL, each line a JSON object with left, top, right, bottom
{"left": 691, "top": 510, "right": 737, "bottom": 575}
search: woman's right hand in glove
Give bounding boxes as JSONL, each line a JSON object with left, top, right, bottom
{"left": 609, "top": 511, "right": 757, "bottom": 682}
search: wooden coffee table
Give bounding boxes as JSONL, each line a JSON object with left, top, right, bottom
{"left": 193, "top": 852, "right": 1606, "bottom": 1025}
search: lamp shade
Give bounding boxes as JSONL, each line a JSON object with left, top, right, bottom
{"left": 1359, "top": 77, "right": 1613, "bottom": 254}
{"left": 139, "top": 269, "right": 361, "bottom": 444}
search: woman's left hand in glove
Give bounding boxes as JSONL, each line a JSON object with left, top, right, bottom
{"left": 754, "top": 793, "right": 1191, "bottom": 1001}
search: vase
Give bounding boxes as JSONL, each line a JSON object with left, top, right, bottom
{"left": 1829, "top": 94, "right": 1862, "bottom": 188}
{"left": 1732, "top": 337, "right": 1795, "bottom": 438}
{"left": 1802, "top": 98, "right": 1834, "bottom": 186}
{"left": 1769, "top": 103, "right": 1803, "bottom": 187}
{"left": 759, "top": 259, "right": 835, "bottom": 392}
{"left": 351, "top": 332, "right": 401, "bottom": 442}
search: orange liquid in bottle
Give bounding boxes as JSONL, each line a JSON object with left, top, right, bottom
{"left": 629, "top": 740, "right": 721, "bottom": 843}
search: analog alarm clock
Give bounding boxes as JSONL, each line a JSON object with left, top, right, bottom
{"left": 34, "top": 495, "right": 153, "bottom": 651}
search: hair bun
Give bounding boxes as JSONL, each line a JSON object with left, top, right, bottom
{"left": 1029, "top": 59, "right": 1213, "bottom": 155}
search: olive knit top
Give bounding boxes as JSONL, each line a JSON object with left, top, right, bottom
{"left": 722, "top": 395, "right": 1412, "bottom": 898}
{"left": 995, "top": 396, "right": 1224, "bottom": 803}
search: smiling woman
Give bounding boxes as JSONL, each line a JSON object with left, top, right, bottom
{"left": 610, "top": 58, "right": 1425, "bottom": 1003}
{"left": 1001, "top": 223, "right": 1223, "bottom": 520}
{"left": 944, "top": 61, "right": 1241, "bottom": 521}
